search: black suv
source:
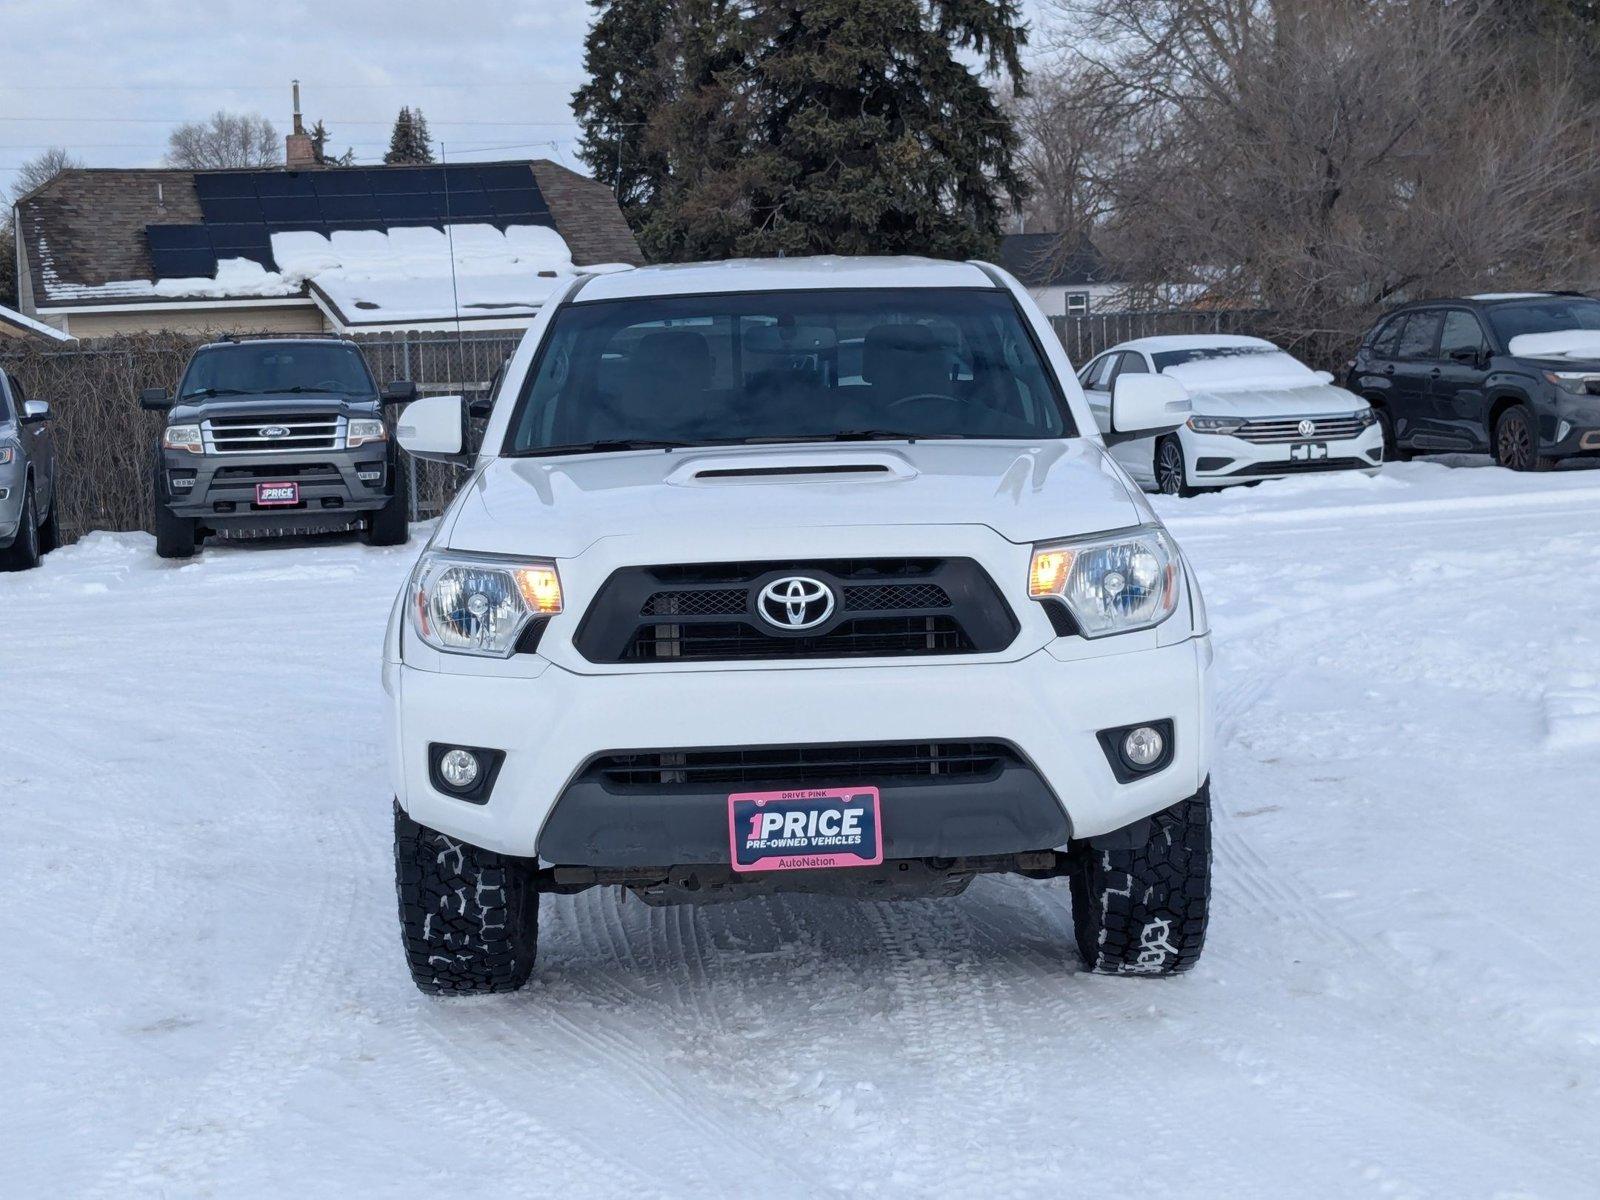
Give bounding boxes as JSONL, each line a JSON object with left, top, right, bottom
{"left": 1346, "top": 292, "right": 1600, "bottom": 471}
{"left": 141, "top": 337, "right": 418, "bottom": 558}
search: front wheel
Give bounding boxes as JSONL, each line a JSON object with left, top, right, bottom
{"left": 363, "top": 455, "right": 410, "bottom": 547}
{"left": 2, "top": 482, "right": 41, "bottom": 571}
{"left": 1372, "top": 406, "right": 1411, "bottom": 462}
{"left": 1068, "top": 787, "right": 1211, "bottom": 976}
{"left": 152, "top": 455, "right": 198, "bottom": 559}
{"left": 1493, "top": 404, "right": 1554, "bottom": 472}
{"left": 394, "top": 803, "right": 540, "bottom": 995}
{"left": 1154, "top": 435, "right": 1197, "bottom": 497}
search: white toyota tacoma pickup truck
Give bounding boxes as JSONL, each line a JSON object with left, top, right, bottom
{"left": 385, "top": 256, "right": 1213, "bottom": 995}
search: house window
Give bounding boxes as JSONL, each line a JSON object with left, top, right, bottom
{"left": 1066, "top": 292, "right": 1090, "bottom": 316}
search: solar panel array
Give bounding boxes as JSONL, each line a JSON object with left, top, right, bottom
{"left": 145, "top": 165, "right": 555, "bottom": 280}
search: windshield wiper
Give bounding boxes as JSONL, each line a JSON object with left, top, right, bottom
{"left": 739, "top": 430, "right": 964, "bottom": 444}
{"left": 509, "top": 438, "right": 699, "bottom": 458}
{"left": 180, "top": 387, "right": 252, "bottom": 399}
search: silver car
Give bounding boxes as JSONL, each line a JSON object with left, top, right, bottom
{"left": 0, "top": 367, "right": 58, "bottom": 571}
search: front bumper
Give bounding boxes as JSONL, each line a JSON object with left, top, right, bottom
{"left": 385, "top": 633, "right": 1213, "bottom": 859}
{"left": 0, "top": 456, "right": 23, "bottom": 546}
{"left": 161, "top": 446, "right": 393, "bottom": 525}
{"left": 1181, "top": 423, "right": 1384, "bottom": 484}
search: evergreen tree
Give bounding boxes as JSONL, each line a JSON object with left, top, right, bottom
{"left": 573, "top": 0, "right": 1028, "bottom": 261}
{"left": 310, "top": 120, "right": 356, "bottom": 167}
{"left": 384, "top": 106, "right": 435, "bottom": 165}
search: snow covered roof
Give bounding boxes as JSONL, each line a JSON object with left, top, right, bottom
{"left": 13, "top": 160, "right": 644, "bottom": 326}
{"left": 1113, "top": 333, "right": 1276, "bottom": 354}
{"left": 576, "top": 256, "right": 994, "bottom": 302}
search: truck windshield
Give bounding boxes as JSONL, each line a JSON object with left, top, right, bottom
{"left": 502, "top": 288, "right": 1073, "bottom": 455}
{"left": 179, "top": 343, "right": 377, "bottom": 399}
{"left": 1485, "top": 298, "right": 1600, "bottom": 344}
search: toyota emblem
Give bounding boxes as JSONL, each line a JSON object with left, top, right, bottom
{"left": 756, "top": 576, "right": 835, "bottom": 631}
{"left": 1297, "top": 419, "right": 1316, "bottom": 438}
{"left": 259, "top": 425, "right": 291, "bottom": 439}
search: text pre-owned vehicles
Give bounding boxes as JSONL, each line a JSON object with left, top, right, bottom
{"left": 1079, "top": 335, "right": 1382, "bottom": 496}
{"left": 141, "top": 337, "right": 419, "bottom": 558}
{"left": 1346, "top": 292, "right": 1600, "bottom": 470}
{"left": 384, "top": 256, "right": 1215, "bottom": 995}
{"left": 0, "top": 367, "right": 58, "bottom": 571}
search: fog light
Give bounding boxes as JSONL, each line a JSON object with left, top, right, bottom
{"left": 439, "top": 748, "right": 480, "bottom": 790}
{"left": 170, "top": 476, "right": 195, "bottom": 489}
{"left": 358, "top": 469, "right": 382, "bottom": 483}
{"left": 1122, "top": 726, "right": 1164, "bottom": 768}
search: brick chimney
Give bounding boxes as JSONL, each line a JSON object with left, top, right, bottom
{"left": 285, "top": 79, "right": 316, "bottom": 169}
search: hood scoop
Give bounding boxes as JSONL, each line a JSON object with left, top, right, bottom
{"left": 667, "top": 449, "right": 919, "bottom": 486}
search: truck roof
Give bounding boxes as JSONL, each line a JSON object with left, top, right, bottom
{"left": 572, "top": 256, "right": 1000, "bottom": 303}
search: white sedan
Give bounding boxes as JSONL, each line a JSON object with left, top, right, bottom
{"left": 1079, "top": 335, "right": 1384, "bottom": 495}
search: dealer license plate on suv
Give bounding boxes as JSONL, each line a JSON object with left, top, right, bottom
{"left": 255, "top": 482, "right": 300, "bottom": 506}
{"left": 728, "top": 787, "right": 882, "bottom": 872}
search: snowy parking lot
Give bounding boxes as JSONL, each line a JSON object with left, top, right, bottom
{"left": 5, "top": 459, "right": 1600, "bottom": 1199}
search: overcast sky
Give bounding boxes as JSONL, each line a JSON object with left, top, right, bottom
{"left": 3, "top": 0, "right": 1055, "bottom": 193}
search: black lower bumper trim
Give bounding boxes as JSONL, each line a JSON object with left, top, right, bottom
{"left": 538, "top": 755, "right": 1070, "bottom": 867}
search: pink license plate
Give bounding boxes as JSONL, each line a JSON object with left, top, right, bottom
{"left": 728, "top": 786, "right": 882, "bottom": 872}
{"left": 255, "top": 482, "right": 300, "bottom": 506}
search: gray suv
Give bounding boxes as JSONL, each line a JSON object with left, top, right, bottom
{"left": 142, "top": 337, "right": 417, "bottom": 558}
{"left": 0, "top": 367, "right": 58, "bottom": 572}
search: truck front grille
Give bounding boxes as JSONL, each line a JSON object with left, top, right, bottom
{"left": 203, "top": 414, "right": 344, "bottom": 454}
{"left": 591, "top": 740, "right": 1021, "bottom": 787}
{"left": 576, "top": 558, "right": 1017, "bottom": 664}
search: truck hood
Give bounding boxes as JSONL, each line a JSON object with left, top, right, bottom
{"left": 168, "top": 393, "right": 379, "bottom": 422}
{"left": 1185, "top": 381, "right": 1368, "bottom": 418}
{"left": 442, "top": 440, "right": 1146, "bottom": 559}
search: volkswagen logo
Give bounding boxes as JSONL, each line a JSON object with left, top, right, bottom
{"left": 259, "top": 425, "right": 291, "bottom": 439}
{"left": 756, "top": 576, "right": 835, "bottom": 631}
{"left": 1297, "top": 419, "right": 1316, "bottom": 438}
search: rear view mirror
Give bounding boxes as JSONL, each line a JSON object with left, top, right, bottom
{"left": 382, "top": 380, "right": 419, "bottom": 405}
{"left": 21, "top": 399, "right": 52, "bottom": 424}
{"left": 140, "top": 387, "right": 171, "bottom": 411}
{"left": 396, "top": 395, "right": 468, "bottom": 464}
{"left": 1107, "top": 374, "right": 1190, "bottom": 445}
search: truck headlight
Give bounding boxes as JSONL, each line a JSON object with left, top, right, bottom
{"left": 409, "top": 550, "right": 562, "bottom": 657}
{"left": 347, "top": 418, "right": 387, "bottom": 448}
{"left": 1186, "top": 415, "right": 1244, "bottom": 434}
{"left": 163, "top": 424, "right": 203, "bottom": 454}
{"left": 0, "top": 443, "right": 15, "bottom": 466}
{"left": 1028, "top": 526, "right": 1180, "bottom": 637}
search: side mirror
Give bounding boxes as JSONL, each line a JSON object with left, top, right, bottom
{"left": 1106, "top": 373, "right": 1190, "bottom": 445}
{"left": 468, "top": 395, "right": 495, "bottom": 419}
{"left": 1448, "top": 346, "right": 1483, "bottom": 367}
{"left": 395, "top": 395, "right": 468, "bottom": 464}
{"left": 1312, "top": 370, "right": 1335, "bottom": 385}
{"left": 381, "top": 380, "right": 419, "bottom": 405}
{"left": 21, "top": 399, "right": 52, "bottom": 424}
{"left": 140, "top": 387, "right": 172, "bottom": 411}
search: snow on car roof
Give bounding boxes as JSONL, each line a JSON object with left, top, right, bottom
{"left": 574, "top": 256, "right": 996, "bottom": 302}
{"left": 1109, "top": 334, "right": 1277, "bottom": 354}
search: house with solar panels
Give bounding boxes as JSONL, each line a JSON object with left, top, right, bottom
{"left": 9, "top": 158, "right": 644, "bottom": 339}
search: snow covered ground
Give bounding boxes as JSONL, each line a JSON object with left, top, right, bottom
{"left": 5, "top": 457, "right": 1599, "bottom": 1198}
